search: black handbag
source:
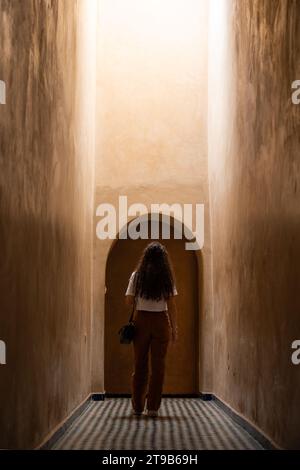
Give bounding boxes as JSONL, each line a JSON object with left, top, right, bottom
{"left": 118, "top": 298, "right": 136, "bottom": 344}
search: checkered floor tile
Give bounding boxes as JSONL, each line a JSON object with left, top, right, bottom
{"left": 51, "top": 398, "right": 263, "bottom": 450}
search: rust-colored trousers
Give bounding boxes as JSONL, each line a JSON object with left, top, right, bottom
{"left": 131, "top": 310, "right": 171, "bottom": 412}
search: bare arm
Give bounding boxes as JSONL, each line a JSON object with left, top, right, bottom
{"left": 167, "top": 296, "right": 178, "bottom": 343}
{"left": 125, "top": 295, "right": 136, "bottom": 321}
{"left": 125, "top": 295, "right": 134, "bottom": 307}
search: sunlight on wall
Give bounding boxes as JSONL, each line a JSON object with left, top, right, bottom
{"left": 96, "top": 0, "right": 208, "bottom": 188}
{"left": 100, "top": 0, "right": 207, "bottom": 44}
{"left": 75, "top": 0, "right": 97, "bottom": 211}
{"left": 208, "top": 0, "right": 235, "bottom": 178}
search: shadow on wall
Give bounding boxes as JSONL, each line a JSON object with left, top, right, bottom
{"left": 209, "top": 0, "right": 300, "bottom": 449}
{"left": 0, "top": 212, "right": 92, "bottom": 449}
{"left": 0, "top": 0, "right": 95, "bottom": 449}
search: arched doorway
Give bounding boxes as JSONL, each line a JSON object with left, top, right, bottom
{"left": 104, "top": 215, "right": 199, "bottom": 394}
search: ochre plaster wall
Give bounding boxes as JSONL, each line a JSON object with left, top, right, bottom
{"left": 93, "top": 0, "right": 213, "bottom": 395}
{"left": 0, "top": 0, "right": 96, "bottom": 449}
{"left": 208, "top": 0, "right": 300, "bottom": 449}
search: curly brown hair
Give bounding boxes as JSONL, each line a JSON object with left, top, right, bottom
{"left": 133, "top": 242, "right": 175, "bottom": 301}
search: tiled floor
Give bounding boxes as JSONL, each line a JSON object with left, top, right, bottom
{"left": 52, "top": 398, "right": 263, "bottom": 450}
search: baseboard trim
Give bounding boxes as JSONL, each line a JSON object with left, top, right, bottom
{"left": 199, "top": 392, "right": 214, "bottom": 401}
{"left": 104, "top": 393, "right": 201, "bottom": 399}
{"left": 205, "top": 394, "right": 279, "bottom": 450}
{"left": 39, "top": 395, "right": 92, "bottom": 450}
{"left": 91, "top": 393, "right": 106, "bottom": 401}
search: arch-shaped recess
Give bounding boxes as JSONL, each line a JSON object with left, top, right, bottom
{"left": 104, "top": 214, "right": 200, "bottom": 394}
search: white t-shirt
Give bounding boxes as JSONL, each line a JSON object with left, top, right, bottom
{"left": 125, "top": 271, "right": 178, "bottom": 312}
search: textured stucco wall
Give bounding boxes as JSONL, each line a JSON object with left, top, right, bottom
{"left": 92, "top": 0, "right": 213, "bottom": 394}
{"left": 208, "top": 0, "right": 300, "bottom": 449}
{"left": 0, "top": 0, "right": 96, "bottom": 449}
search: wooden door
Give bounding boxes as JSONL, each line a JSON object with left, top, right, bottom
{"left": 104, "top": 229, "right": 198, "bottom": 394}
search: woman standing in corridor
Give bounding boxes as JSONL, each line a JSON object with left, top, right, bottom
{"left": 125, "top": 242, "right": 178, "bottom": 418}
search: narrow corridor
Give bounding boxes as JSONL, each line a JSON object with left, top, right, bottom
{"left": 0, "top": 0, "right": 299, "bottom": 454}
{"left": 49, "top": 399, "right": 262, "bottom": 450}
